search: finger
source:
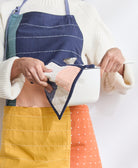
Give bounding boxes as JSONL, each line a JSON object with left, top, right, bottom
{"left": 100, "top": 56, "right": 110, "bottom": 72}
{"left": 26, "top": 71, "right": 36, "bottom": 84}
{"left": 100, "top": 68, "right": 104, "bottom": 78}
{"left": 45, "top": 84, "right": 53, "bottom": 93}
{"left": 104, "top": 60, "right": 114, "bottom": 72}
{"left": 36, "top": 65, "right": 48, "bottom": 82}
{"left": 111, "top": 63, "right": 121, "bottom": 72}
{"left": 30, "top": 69, "right": 49, "bottom": 87}
{"left": 43, "top": 66, "right": 53, "bottom": 72}
{"left": 114, "top": 63, "right": 121, "bottom": 72}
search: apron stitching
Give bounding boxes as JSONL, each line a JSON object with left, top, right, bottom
{"left": 9, "top": 35, "right": 83, "bottom": 41}
{"left": 3, "top": 129, "right": 71, "bottom": 132}
{"left": 19, "top": 23, "right": 79, "bottom": 28}
{"left": 1, "top": 143, "right": 70, "bottom": 147}
{"left": 4, "top": 114, "right": 70, "bottom": 118}
{"left": 13, "top": 49, "right": 81, "bottom": 57}
{"left": 0, "top": 156, "right": 69, "bottom": 163}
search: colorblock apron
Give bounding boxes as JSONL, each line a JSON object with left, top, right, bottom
{"left": 0, "top": 0, "right": 102, "bottom": 167}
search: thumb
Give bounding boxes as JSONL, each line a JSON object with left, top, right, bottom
{"left": 98, "top": 61, "right": 101, "bottom": 67}
{"left": 43, "top": 66, "right": 53, "bottom": 72}
{"left": 100, "top": 68, "right": 104, "bottom": 78}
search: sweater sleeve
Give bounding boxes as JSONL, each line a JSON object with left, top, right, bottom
{"left": 84, "top": 2, "right": 135, "bottom": 94}
{"left": 0, "top": 9, "right": 25, "bottom": 100}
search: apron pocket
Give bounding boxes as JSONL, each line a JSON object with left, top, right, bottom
{"left": 0, "top": 106, "right": 71, "bottom": 167}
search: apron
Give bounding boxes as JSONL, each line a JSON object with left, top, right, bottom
{"left": 0, "top": 0, "right": 102, "bottom": 167}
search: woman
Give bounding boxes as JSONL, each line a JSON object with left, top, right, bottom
{"left": 0, "top": 0, "right": 134, "bottom": 167}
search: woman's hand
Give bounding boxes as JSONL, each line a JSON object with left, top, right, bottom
{"left": 11, "top": 57, "right": 53, "bottom": 93}
{"left": 98, "top": 48, "right": 125, "bottom": 77}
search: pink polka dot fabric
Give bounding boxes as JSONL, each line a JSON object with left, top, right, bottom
{"left": 69, "top": 105, "right": 102, "bottom": 168}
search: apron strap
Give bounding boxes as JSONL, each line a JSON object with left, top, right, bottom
{"left": 3, "top": 0, "right": 28, "bottom": 60}
{"left": 64, "top": 0, "right": 70, "bottom": 15}
{"left": 14, "top": 0, "right": 28, "bottom": 15}
{"left": 14, "top": 0, "right": 70, "bottom": 15}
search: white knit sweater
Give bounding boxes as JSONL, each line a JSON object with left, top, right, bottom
{"left": 0, "top": 0, "right": 134, "bottom": 105}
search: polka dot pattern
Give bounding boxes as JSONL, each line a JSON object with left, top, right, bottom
{"left": 69, "top": 105, "right": 102, "bottom": 168}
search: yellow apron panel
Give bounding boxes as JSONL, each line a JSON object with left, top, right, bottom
{"left": 0, "top": 106, "right": 71, "bottom": 168}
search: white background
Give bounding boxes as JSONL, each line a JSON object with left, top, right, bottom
{"left": 0, "top": 0, "right": 137, "bottom": 168}
{"left": 87, "top": 0, "right": 138, "bottom": 168}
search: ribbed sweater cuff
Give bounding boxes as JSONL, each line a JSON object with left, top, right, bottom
{"left": 0, "top": 57, "right": 25, "bottom": 99}
{"left": 102, "top": 63, "right": 135, "bottom": 94}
